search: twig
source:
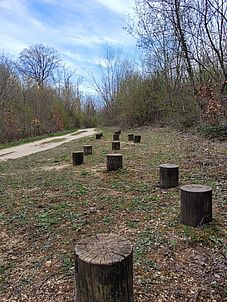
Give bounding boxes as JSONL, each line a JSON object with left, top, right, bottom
{"left": 188, "top": 288, "right": 201, "bottom": 302}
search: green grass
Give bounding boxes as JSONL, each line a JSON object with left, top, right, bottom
{"left": 0, "top": 126, "right": 226, "bottom": 301}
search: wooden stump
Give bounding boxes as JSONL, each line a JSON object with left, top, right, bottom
{"left": 75, "top": 233, "right": 134, "bottom": 302}
{"left": 113, "top": 133, "right": 120, "bottom": 141}
{"left": 72, "top": 151, "right": 84, "bottom": 165}
{"left": 159, "top": 164, "right": 179, "bottom": 188}
{"left": 128, "top": 133, "right": 134, "bottom": 141}
{"left": 107, "top": 154, "right": 123, "bottom": 171}
{"left": 96, "top": 133, "right": 102, "bottom": 139}
{"left": 112, "top": 141, "right": 120, "bottom": 150}
{"left": 134, "top": 135, "right": 141, "bottom": 143}
{"left": 181, "top": 184, "right": 212, "bottom": 227}
{"left": 83, "top": 145, "right": 92, "bottom": 155}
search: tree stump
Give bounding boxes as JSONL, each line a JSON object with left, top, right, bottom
{"left": 74, "top": 233, "right": 134, "bottom": 302}
{"left": 107, "top": 154, "right": 123, "bottom": 171}
{"left": 159, "top": 164, "right": 179, "bottom": 188}
{"left": 83, "top": 145, "right": 92, "bottom": 155}
{"left": 128, "top": 133, "right": 134, "bottom": 141}
{"left": 181, "top": 184, "right": 212, "bottom": 227}
{"left": 112, "top": 141, "right": 120, "bottom": 150}
{"left": 113, "top": 133, "right": 120, "bottom": 141}
{"left": 72, "top": 151, "right": 84, "bottom": 165}
{"left": 96, "top": 133, "right": 102, "bottom": 139}
{"left": 134, "top": 135, "right": 141, "bottom": 143}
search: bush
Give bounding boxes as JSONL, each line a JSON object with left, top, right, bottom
{"left": 198, "top": 124, "right": 227, "bottom": 139}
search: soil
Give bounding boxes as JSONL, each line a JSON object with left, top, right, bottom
{"left": 0, "top": 128, "right": 96, "bottom": 161}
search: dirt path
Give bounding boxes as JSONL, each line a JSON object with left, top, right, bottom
{"left": 0, "top": 128, "right": 97, "bottom": 161}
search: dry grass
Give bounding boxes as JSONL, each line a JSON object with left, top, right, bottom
{"left": 0, "top": 126, "right": 226, "bottom": 301}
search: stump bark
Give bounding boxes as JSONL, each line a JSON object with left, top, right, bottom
{"left": 181, "top": 184, "right": 212, "bottom": 227}
{"left": 107, "top": 154, "right": 123, "bottom": 171}
{"left": 83, "top": 145, "right": 92, "bottom": 155}
{"left": 112, "top": 141, "right": 120, "bottom": 150}
{"left": 72, "top": 151, "right": 84, "bottom": 165}
{"left": 96, "top": 133, "right": 102, "bottom": 139}
{"left": 128, "top": 133, "right": 134, "bottom": 141}
{"left": 159, "top": 164, "right": 179, "bottom": 188}
{"left": 74, "top": 233, "right": 134, "bottom": 302}
{"left": 134, "top": 135, "right": 141, "bottom": 143}
{"left": 113, "top": 133, "right": 120, "bottom": 141}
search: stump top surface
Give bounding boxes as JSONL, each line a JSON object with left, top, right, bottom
{"left": 181, "top": 184, "right": 212, "bottom": 192}
{"left": 160, "top": 163, "right": 179, "bottom": 168}
{"left": 75, "top": 234, "right": 132, "bottom": 265}
{"left": 107, "top": 153, "right": 122, "bottom": 157}
{"left": 73, "top": 151, "right": 83, "bottom": 154}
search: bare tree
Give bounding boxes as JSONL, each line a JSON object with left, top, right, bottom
{"left": 17, "top": 44, "right": 61, "bottom": 88}
{"left": 89, "top": 47, "right": 135, "bottom": 119}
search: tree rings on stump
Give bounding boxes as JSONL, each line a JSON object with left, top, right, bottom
{"left": 107, "top": 153, "right": 123, "bottom": 171}
{"left": 72, "top": 151, "right": 84, "bottom": 165}
{"left": 134, "top": 135, "right": 141, "bottom": 143}
{"left": 115, "top": 130, "right": 121, "bottom": 135}
{"left": 128, "top": 133, "right": 134, "bottom": 141}
{"left": 181, "top": 184, "right": 212, "bottom": 227}
{"left": 74, "top": 233, "right": 134, "bottom": 302}
{"left": 159, "top": 164, "right": 179, "bottom": 188}
{"left": 83, "top": 145, "right": 92, "bottom": 155}
{"left": 112, "top": 141, "right": 120, "bottom": 150}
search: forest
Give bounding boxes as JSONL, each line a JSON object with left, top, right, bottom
{"left": 1, "top": 0, "right": 227, "bottom": 144}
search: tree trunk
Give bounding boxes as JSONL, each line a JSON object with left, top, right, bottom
{"left": 72, "top": 151, "right": 84, "bottom": 165}
{"left": 113, "top": 133, "right": 120, "bottom": 140}
{"left": 107, "top": 154, "right": 123, "bottom": 171}
{"left": 181, "top": 184, "right": 212, "bottom": 227}
{"left": 96, "top": 133, "right": 102, "bottom": 139}
{"left": 134, "top": 135, "right": 141, "bottom": 143}
{"left": 83, "top": 145, "right": 92, "bottom": 155}
{"left": 128, "top": 133, "right": 134, "bottom": 141}
{"left": 74, "top": 233, "right": 134, "bottom": 302}
{"left": 112, "top": 141, "right": 120, "bottom": 150}
{"left": 159, "top": 164, "right": 179, "bottom": 188}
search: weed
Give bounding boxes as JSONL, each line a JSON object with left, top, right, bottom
{"left": 61, "top": 255, "right": 74, "bottom": 271}
{"left": 36, "top": 210, "right": 59, "bottom": 229}
{"left": 126, "top": 220, "right": 139, "bottom": 228}
{"left": 102, "top": 214, "right": 112, "bottom": 224}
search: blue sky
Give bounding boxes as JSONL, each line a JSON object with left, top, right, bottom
{"left": 0, "top": 0, "right": 137, "bottom": 94}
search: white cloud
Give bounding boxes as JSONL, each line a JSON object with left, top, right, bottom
{"left": 0, "top": 0, "right": 138, "bottom": 94}
{"left": 93, "top": 0, "right": 134, "bottom": 14}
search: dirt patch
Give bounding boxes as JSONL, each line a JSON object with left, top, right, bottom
{"left": 41, "top": 164, "right": 71, "bottom": 171}
{"left": 0, "top": 151, "right": 15, "bottom": 157}
{"left": 38, "top": 138, "right": 66, "bottom": 146}
{"left": 0, "top": 128, "right": 96, "bottom": 161}
{"left": 70, "top": 130, "right": 87, "bottom": 136}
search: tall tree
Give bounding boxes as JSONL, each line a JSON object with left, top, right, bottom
{"left": 89, "top": 47, "right": 135, "bottom": 120}
{"left": 17, "top": 44, "right": 61, "bottom": 88}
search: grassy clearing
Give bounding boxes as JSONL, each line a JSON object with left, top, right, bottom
{"left": 0, "top": 126, "right": 226, "bottom": 301}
